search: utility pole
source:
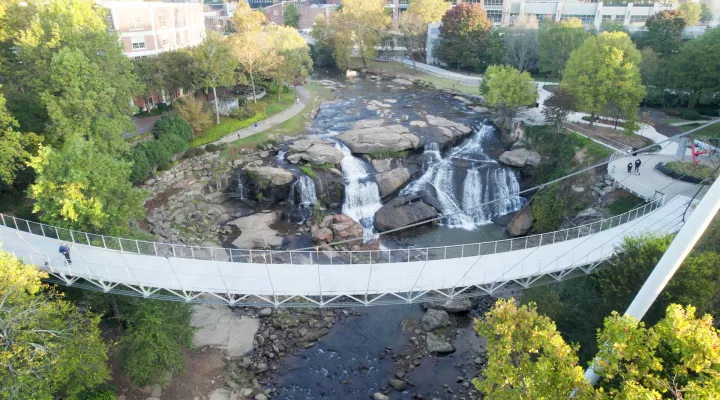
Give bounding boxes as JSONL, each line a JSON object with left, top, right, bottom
{"left": 584, "top": 175, "right": 720, "bottom": 384}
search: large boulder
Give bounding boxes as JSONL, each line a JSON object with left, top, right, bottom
{"left": 244, "top": 166, "right": 294, "bottom": 188}
{"left": 228, "top": 212, "right": 283, "bottom": 249}
{"left": 421, "top": 308, "right": 451, "bottom": 331}
{"left": 506, "top": 205, "right": 533, "bottom": 237}
{"left": 288, "top": 139, "right": 343, "bottom": 165}
{"left": 426, "top": 332, "right": 455, "bottom": 353}
{"left": 330, "top": 214, "right": 363, "bottom": 241}
{"left": 422, "top": 297, "right": 473, "bottom": 313}
{"left": 426, "top": 114, "right": 473, "bottom": 148}
{"left": 500, "top": 119, "right": 527, "bottom": 147}
{"left": 374, "top": 196, "right": 438, "bottom": 232}
{"left": 375, "top": 167, "right": 412, "bottom": 198}
{"left": 337, "top": 125, "right": 420, "bottom": 154}
{"left": 498, "top": 149, "right": 542, "bottom": 168}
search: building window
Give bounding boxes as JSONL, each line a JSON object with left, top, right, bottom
{"left": 129, "top": 16, "right": 143, "bottom": 30}
{"left": 161, "top": 38, "right": 169, "bottom": 47}
{"left": 274, "top": 9, "right": 279, "bottom": 15}
{"left": 629, "top": 15, "right": 648, "bottom": 24}
{"left": 159, "top": 14, "right": 167, "bottom": 28}
{"left": 561, "top": 14, "right": 595, "bottom": 25}
{"left": 602, "top": 15, "right": 612, "bottom": 21}
{"left": 131, "top": 37, "right": 146, "bottom": 50}
{"left": 176, "top": 12, "right": 185, "bottom": 27}
{"left": 484, "top": 0, "right": 503, "bottom": 6}
{"left": 535, "top": 14, "right": 554, "bottom": 21}
{"left": 487, "top": 10, "right": 502, "bottom": 23}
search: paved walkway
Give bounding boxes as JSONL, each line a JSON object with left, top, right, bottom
{"left": 201, "top": 86, "right": 310, "bottom": 148}
{"left": 609, "top": 154, "right": 708, "bottom": 201}
{"left": 399, "top": 59, "right": 483, "bottom": 86}
{"left": 670, "top": 119, "right": 719, "bottom": 127}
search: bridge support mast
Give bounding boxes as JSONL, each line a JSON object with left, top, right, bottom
{"left": 584, "top": 176, "right": 720, "bottom": 384}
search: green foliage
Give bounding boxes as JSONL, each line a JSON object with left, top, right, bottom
{"left": 435, "top": 4, "right": 492, "bottom": 72}
{"left": 368, "top": 149, "right": 410, "bottom": 159}
{"left": 205, "top": 143, "right": 226, "bottom": 152}
{"left": 664, "top": 161, "right": 719, "bottom": 181}
{"left": 539, "top": 18, "right": 590, "bottom": 78}
{"left": 480, "top": 65, "right": 537, "bottom": 116}
{"left": 670, "top": 28, "right": 720, "bottom": 109}
{"left": 622, "top": 117, "right": 640, "bottom": 136}
{"left": 406, "top": 0, "right": 450, "bottom": 24}
{"left": 116, "top": 299, "right": 195, "bottom": 386}
{"left": 153, "top": 114, "right": 193, "bottom": 142}
{"left": 160, "top": 131, "right": 189, "bottom": 160}
{"left": 474, "top": 299, "right": 596, "bottom": 399}
{"left": 525, "top": 125, "right": 608, "bottom": 181}
{"left": 700, "top": 3, "right": 714, "bottom": 23}
{"left": 184, "top": 147, "right": 207, "bottom": 159}
{"left": 191, "top": 32, "right": 236, "bottom": 124}
{"left": 531, "top": 184, "right": 567, "bottom": 232}
{"left": 299, "top": 165, "right": 316, "bottom": 178}
{"left": 77, "top": 387, "right": 117, "bottom": 400}
{"left": 678, "top": 2, "right": 702, "bottom": 26}
{"left": 607, "top": 196, "right": 644, "bottom": 216}
{"left": 129, "top": 148, "right": 151, "bottom": 182}
{"left": 0, "top": 251, "right": 110, "bottom": 400}
{"left": 172, "top": 97, "right": 212, "bottom": 137}
{"left": 664, "top": 108, "right": 702, "bottom": 120}
{"left": 562, "top": 32, "right": 645, "bottom": 121}
{"left": 28, "top": 139, "right": 146, "bottom": 236}
{"left": 283, "top": 3, "right": 300, "bottom": 28}
{"left": 541, "top": 88, "right": 576, "bottom": 133}
{"left": 643, "top": 10, "right": 687, "bottom": 56}
{"left": 0, "top": 90, "right": 40, "bottom": 185}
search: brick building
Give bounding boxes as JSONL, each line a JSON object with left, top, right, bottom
{"left": 262, "top": 1, "right": 339, "bottom": 30}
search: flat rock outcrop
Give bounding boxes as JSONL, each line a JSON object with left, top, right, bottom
{"left": 425, "top": 114, "right": 473, "bottom": 148}
{"left": 287, "top": 138, "right": 343, "bottom": 165}
{"left": 243, "top": 166, "right": 294, "bottom": 188}
{"left": 374, "top": 195, "right": 438, "bottom": 232}
{"left": 505, "top": 205, "right": 533, "bottom": 237}
{"left": 498, "top": 148, "right": 542, "bottom": 168}
{"left": 229, "top": 212, "right": 283, "bottom": 249}
{"left": 337, "top": 124, "right": 420, "bottom": 154}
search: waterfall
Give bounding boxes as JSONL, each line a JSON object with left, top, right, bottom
{"left": 287, "top": 174, "right": 318, "bottom": 223}
{"left": 402, "top": 123, "right": 524, "bottom": 230}
{"left": 334, "top": 141, "right": 382, "bottom": 242}
{"left": 236, "top": 182, "right": 244, "bottom": 199}
{"left": 276, "top": 150, "right": 286, "bottom": 164}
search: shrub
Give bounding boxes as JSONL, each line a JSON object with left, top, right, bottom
{"left": 664, "top": 108, "right": 702, "bottom": 121}
{"left": 78, "top": 388, "right": 116, "bottom": 400}
{"left": 173, "top": 97, "right": 212, "bottom": 137}
{"left": 137, "top": 140, "right": 172, "bottom": 172}
{"left": 230, "top": 102, "right": 268, "bottom": 120}
{"left": 128, "top": 149, "right": 151, "bottom": 182}
{"left": 205, "top": 143, "right": 226, "bottom": 152}
{"left": 581, "top": 115, "right": 593, "bottom": 122}
{"left": 160, "top": 134, "right": 189, "bottom": 161}
{"left": 299, "top": 165, "right": 316, "bottom": 178}
{"left": 184, "top": 147, "right": 206, "bottom": 159}
{"left": 531, "top": 185, "right": 567, "bottom": 232}
{"left": 152, "top": 114, "right": 193, "bottom": 142}
{"left": 665, "top": 161, "right": 719, "bottom": 181}
{"left": 156, "top": 102, "right": 170, "bottom": 112}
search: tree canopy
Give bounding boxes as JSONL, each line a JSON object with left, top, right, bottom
{"left": 406, "top": 0, "right": 450, "bottom": 25}
{"left": 284, "top": 3, "right": 300, "bottom": 28}
{"left": 643, "top": 10, "right": 687, "bottom": 56}
{"left": 480, "top": 65, "right": 537, "bottom": 116}
{"left": 669, "top": 27, "right": 720, "bottom": 109}
{"left": 561, "top": 32, "right": 645, "bottom": 121}
{"left": 539, "top": 18, "right": 590, "bottom": 78}
{"left": 191, "top": 32, "right": 236, "bottom": 123}
{"left": 0, "top": 251, "right": 109, "bottom": 399}
{"left": 435, "top": 3, "right": 492, "bottom": 71}
{"left": 266, "top": 25, "right": 313, "bottom": 99}
{"left": 0, "top": 90, "right": 39, "bottom": 186}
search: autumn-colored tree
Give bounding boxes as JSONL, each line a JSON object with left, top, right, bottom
{"left": 333, "top": 0, "right": 390, "bottom": 68}
{"left": 0, "top": 250, "right": 110, "bottom": 399}
{"left": 435, "top": 3, "right": 492, "bottom": 71}
{"left": 643, "top": 10, "right": 687, "bottom": 55}
{"left": 266, "top": 25, "right": 313, "bottom": 100}
{"left": 479, "top": 65, "right": 537, "bottom": 117}
{"left": 191, "top": 32, "right": 236, "bottom": 123}
{"left": 406, "top": 0, "right": 450, "bottom": 24}
{"left": 398, "top": 11, "right": 429, "bottom": 70}
{"left": 230, "top": 2, "right": 277, "bottom": 102}
{"left": 539, "top": 18, "right": 589, "bottom": 78}
{"left": 173, "top": 97, "right": 212, "bottom": 137}
{"left": 561, "top": 32, "right": 645, "bottom": 123}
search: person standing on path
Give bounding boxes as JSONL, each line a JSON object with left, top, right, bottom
{"left": 254, "top": 122, "right": 258, "bottom": 132}
{"left": 627, "top": 162, "right": 633, "bottom": 174}
{"left": 635, "top": 158, "right": 642, "bottom": 175}
{"left": 58, "top": 243, "right": 71, "bottom": 265}
{"left": 237, "top": 132, "right": 240, "bottom": 139}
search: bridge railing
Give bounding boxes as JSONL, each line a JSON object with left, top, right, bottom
{"left": 0, "top": 199, "right": 662, "bottom": 265}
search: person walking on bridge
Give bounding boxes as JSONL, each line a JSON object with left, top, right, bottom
{"left": 634, "top": 158, "right": 642, "bottom": 175}
{"left": 627, "top": 162, "right": 633, "bottom": 174}
{"left": 58, "top": 243, "right": 72, "bottom": 265}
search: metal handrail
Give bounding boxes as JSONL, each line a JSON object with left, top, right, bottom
{"left": 0, "top": 199, "right": 662, "bottom": 265}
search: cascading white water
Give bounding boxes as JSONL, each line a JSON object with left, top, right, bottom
{"left": 334, "top": 141, "right": 382, "bottom": 242}
{"left": 296, "top": 174, "right": 318, "bottom": 206}
{"left": 402, "top": 123, "right": 525, "bottom": 230}
{"left": 287, "top": 174, "right": 318, "bottom": 223}
{"left": 276, "top": 150, "right": 287, "bottom": 164}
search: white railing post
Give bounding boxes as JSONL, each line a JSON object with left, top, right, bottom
{"left": 69, "top": 230, "right": 75, "bottom": 243}
{"left": 101, "top": 236, "right": 107, "bottom": 248}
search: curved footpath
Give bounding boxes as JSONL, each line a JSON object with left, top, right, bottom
{"left": 201, "top": 86, "right": 310, "bottom": 148}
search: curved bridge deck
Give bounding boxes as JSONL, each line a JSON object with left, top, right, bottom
{"left": 0, "top": 193, "right": 691, "bottom": 307}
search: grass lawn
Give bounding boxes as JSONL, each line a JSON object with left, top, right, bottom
{"left": 677, "top": 121, "right": 720, "bottom": 139}
{"left": 222, "top": 84, "right": 334, "bottom": 155}
{"left": 360, "top": 61, "right": 481, "bottom": 96}
{"left": 189, "top": 91, "right": 296, "bottom": 147}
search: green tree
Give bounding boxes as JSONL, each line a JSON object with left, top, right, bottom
{"left": 153, "top": 114, "right": 193, "bottom": 142}
{"left": 435, "top": 3, "right": 492, "bottom": 71}
{"left": 530, "top": 184, "right": 567, "bottom": 232}
{"left": 679, "top": 2, "right": 702, "bottom": 26}
{"left": 128, "top": 148, "right": 151, "bottom": 183}
{"left": 643, "top": 10, "right": 687, "bottom": 56}
{"left": 191, "top": 32, "right": 237, "bottom": 123}
{"left": 406, "top": 0, "right": 450, "bottom": 24}
{"left": 114, "top": 298, "right": 195, "bottom": 386}
{"left": 331, "top": 0, "right": 390, "bottom": 68}
{"left": 539, "top": 18, "right": 589, "bottom": 78}
{"left": 137, "top": 140, "right": 173, "bottom": 174}
{"left": 670, "top": 27, "right": 720, "bottom": 109}
{"left": 283, "top": 3, "right": 300, "bottom": 28}
{"left": 474, "top": 299, "right": 597, "bottom": 399}
{"left": 133, "top": 55, "right": 166, "bottom": 111}
{"left": 398, "top": 11, "right": 429, "bottom": 70}
{"left": 28, "top": 139, "right": 146, "bottom": 236}
{"left": 230, "top": 3, "right": 279, "bottom": 102}
{"left": 639, "top": 47, "right": 672, "bottom": 108}
{"left": 542, "top": 88, "right": 576, "bottom": 134}
{"left": 600, "top": 20, "right": 628, "bottom": 34}
{"left": 7, "top": 0, "right": 140, "bottom": 154}
{"left": 561, "top": 32, "right": 645, "bottom": 123}
{"left": 700, "top": 3, "right": 713, "bottom": 23}
{"left": 479, "top": 65, "right": 537, "bottom": 117}
{"left": 266, "top": 25, "right": 313, "bottom": 100}
{"left": 0, "top": 90, "right": 39, "bottom": 186}
{"left": 172, "top": 97, "right": 212, "bottom": 138}
{"left": 0, "top": 251, "right": 109, "bottom": 399}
